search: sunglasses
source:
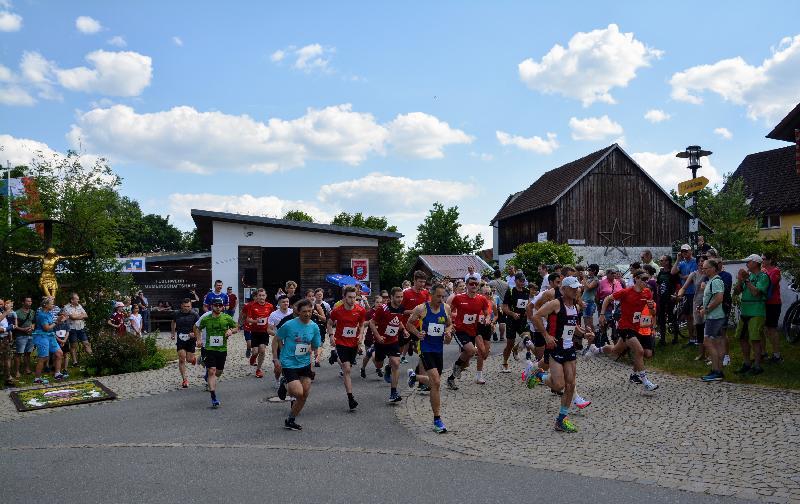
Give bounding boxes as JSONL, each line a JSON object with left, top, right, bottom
{"left": 467, "top": 282, "right": 479, "bottom": 286}
{"left": 637, "top": 276, "right": 650, "bottom": 282}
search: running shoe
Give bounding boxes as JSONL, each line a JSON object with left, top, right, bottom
{"left": 554, "top": 416, "right": 578, "bottom": 433}
{"left": 500, "top": 364, "right": 512, "bottom": 374}
{"left": 328, "top": 350, "right": 338, "bottom": 365}
{"left": 348, "top": 396, "right": 359, "bottom": 410}
{"left": 360, "top": 367, "right": 367, "bottom": 379}
{"left": 249, "top": 354, "right": 257, "bottom": 366}
{"left": 277, "top": 377, "right": 287, "bottom": 400}
{"left": 284, "top": 418, "right": 302, "bottom": 431}
{"left": 476, "top": 375, "right": 486, "bottom": 385}
{"left": 375, "top": 367, "right": 384, "bottom": 378}
{"left": 54, "top": 373, "right": 65, "bottom": 381}
{"left": 446, "top": 376, "right": 459, "bottom": 391}
{"left": 574, "top": 397, "right": 592, "bottom": 409}
{"left": 534, "top": 369, "right": 548, "bottom": 384}
{"left": 383, "top": 365, "right": 392, "bottom": 384}
{"left": 629, "top": 373, "right": 642, "bottom": 384}
{"left": 314, "top": 361, "right": 321, "bottom": 368}
{"left": 452, "top": 362, "right": 463, "bottom": 379}
{"left": 255, "top": 369, "right": 265, "bottom": 378}
{"left": 433, "top": 418, "right": 447, "bottom": 434}
{"left": 525, "top": 351, "right": 532, "bottom": 361}
{"left": 407, "top": 369, "right": 417, "bottom": 388}
{"left": 521, "top": 361, "right": 535, "bottom": 382}
{"left": 181, "top": 379, "right": 188, "bottom": 389}
{"left": 701, "top": 371, "right": 723, "bottom": 382}
{"left": 211, "top": 398, "right": 220, "bottom": 409}
{"left": 388, "top": 391, "right": 402, "bottom": 403}
{"left": 33, "top": 377, "right": 49, "bottom": 385}
{"left": 400, "top": 356, "right": 409, "bottom": 364}
{"left": 768, "top": 355, "right": 784, "bottom": 365}
{"left": 643, "top": 380, "right": 659, "bottom": 392}
{"left": 418, "top": 383, "right": 431, "bottom": 393}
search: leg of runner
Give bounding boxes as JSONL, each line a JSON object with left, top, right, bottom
{"left": 178, "top": 349, "right": 188, "bottom": 388}
{"left": 626, "top": 337, "right": 658, "bottom": 391}
{"left": 498, "top": 321, "right": 506, "bottom": 342}
{"left": 554, "top": 360, "right": 578, "bottom": 433}
{"left": 284, "top": 376, "right": 312, "bottom": 430}
{"left": 388, "top": 354, "right": 402, "bottom": 402}
{"left": 208, "top": 367, "right": 221, "bottom": 408}
{"left": 475, "top": 335, "right": 489, "bottom": 384}
{"left": 244, "top": 330, "right": 252, "bottom": 358}
{"left": 446, "top": 338, "right": 475, "bottom": 390}
{"left": 255, "top": 343, "right": 267, "bottom": 378}
{"left": 337, "top": 349, "right": 358, "bottom": 410}
{"left": 501, "top": 335, "right": 516, "bottom": 371}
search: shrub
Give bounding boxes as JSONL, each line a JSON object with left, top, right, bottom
{"left": 85, "top": 331, "right": 166, "bottom": 375}
{"left": 507, "top": 241, "right": 578, "bottom": 279}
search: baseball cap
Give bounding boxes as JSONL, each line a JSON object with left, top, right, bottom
{"left": 514, "top": 271, "right": 526, "bottom": 281}
{"left": 743, "top": 253, "right": 762, "bottom": 263}
{"left": 562, "top": 276, "right": 580, "bottom": 289}
{"left": 680, "top": 244, "right": 691, "bottom": 251}
{"left": 114, "top": 301, "right": 124, "bottom": 308}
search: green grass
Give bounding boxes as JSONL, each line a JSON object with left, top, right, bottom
{"left": 646, "top": 329, "right": 800, "bottom": 390}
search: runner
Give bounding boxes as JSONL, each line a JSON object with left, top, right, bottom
{"left": 239, "top": 293, "right": 255, "bottom": 358}
{"left": 327, "top": 285, "right": 367, "bottom": 410}
{"left": 446, "top": 276, "right": 490, "bottom": 390}
{"left": 195, "top": 298, "right": 238, "bottom": 408}
{"left": 501, "top": 272, "right": 531, "bottom": 373}
{"left": 268, "top": 295, "right": 293, "bottom": 388}
{"left": 273, "top": 299, "right": 322, "bottom": 431}
{"left": 488, "top": 269, "right": 509, "bottom": 342}
{"left": 171, "top": 298, "right": 199, "bottom": 388}
{"left": 581, "top": 264, "right": 600, "bottom": 330}
{"left": 401, "top": 271, "right": 430, "bottom": 364}
{"left": 523, "top": 272, "right": 562, "bottom": 372}
{"left": 593, "top": 270, "right": 660, "bottom": 391}
{"left": 360, "top": 294, "right": 383, "bottom": 379}
{"left": 474, "top": 282, "right": 496, "bottom": 384}
{"left": 306, "top": 289, "right": 327, "bottom": 367}
{"left": 242, "top": 288, "right": 274, "bottom": 379}
{"left": 200, "top": 280, "right": 228, "bottom": 365}
{"left": 530, "top": 276, "right": 593, "bottom": 433}
{"left": 370, "top": 287, "right": 406, "bottom": 402}
{"left": 405, "top": 283, "right": 453, "bottom": 433}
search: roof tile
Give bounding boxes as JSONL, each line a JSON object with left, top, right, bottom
{"left": 729, "top": 146, "right": 800, "bottom": 214}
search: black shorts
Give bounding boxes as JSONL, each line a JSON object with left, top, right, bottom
{"left": 548, "top": 346, "right": 577, "bottom": 365}
{"left": 374, "top": 342, "right": 401, "bottom": 361}
{"left": 204, "top": 350, "right": 227, "bottom": 371}
{"left": 420, "top": 352, "right": 444, "bottom": 374}
{"left": 497, "top": 313, "right": 508, "bottom": 324}
{"left": 508, "top": 320, "right": 530, "bottom": 339}
{"left": 765, "top": 304, "right": 781, "bottom": 328}
{"left": 283, "top": 365, "right": 314, "bottom": 383}
{"left": 680, "top": 298, "right": 693, "bottom": 317}
{"left": 532, "top": 331, "right": 546, "bottom": 347}
{"left": 619, "top": 329, "right": 654, "bottom": 351}
{"left": 477, "top": 323, "right": 493, "bottom": 341}
{"left": 455, "top": 331, "right": 476, "bottom": 347}
{"left": 335, "top": 345, "right": 358, "bottom": 365}
{"left": 176, "top": 337, "right": 197, "bottom": 353}
{"left": 250, "top": 331, "right": 270, "bottom": 347}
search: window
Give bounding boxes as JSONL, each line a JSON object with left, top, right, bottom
{"left": 793, "top": 226, "right": 800, "bottom": 247}
{"left": 759, "top": 214, "right": 781, "bottom": 229}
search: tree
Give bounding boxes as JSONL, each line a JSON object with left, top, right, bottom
{"left": 410, "top": 202, "right": 484, "bottom": 256}
{"left": 331, "top": 211, "right": 406, "bottom": 289}
{"left": 111, "top": 196, "right": 186, "bottom": 255}
{"left": 282, "top": 209, "right": 314, "bottom": 222}
{"left": 507, "top": 242, "right": 577, "bottom": 284}
{"left": 180, "top": 228, "right": 207, "bottom": 252}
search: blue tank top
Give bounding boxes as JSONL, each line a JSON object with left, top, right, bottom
{"left": 420, "top": 302, "right": 448, "bottom": 353}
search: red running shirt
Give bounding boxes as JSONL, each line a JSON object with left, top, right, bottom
{"left": 611, "top": 287, "right": 654, "bottom": 332}
{"left": 372, "top": 304, "right": 406, "bottom": 344}
{"left": 330, "top": 304, "right": 367, "bottom": 347}
{"left": 244, "top": 301, "right": 274, "bottom": 332}
{"left": 451, "top": 293, "right": 490, "bottom": 336}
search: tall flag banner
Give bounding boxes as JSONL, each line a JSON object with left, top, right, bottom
{"left": 1, "top": 176, "right": 44, "bottom": 235}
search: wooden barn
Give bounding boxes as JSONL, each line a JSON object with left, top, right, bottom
{"left": 491, "top": 143, "right": 702, "bottom": 267}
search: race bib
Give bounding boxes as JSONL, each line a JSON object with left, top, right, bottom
{"left": 178, "top": 333, "right": 190, "bottom": 341}
{"left": 342, "top": 326, "right": 357, "bottom": 338}
{"left": 56, "top": 330, "right": 67, "bottom": 339}
{"left": 633, "top": 312, "right": 641, "bottom": 324}
{"left": 516, "top": 299, "right": 528, "bottom": 309}
{"left": 209, "top": 335, "right": 223, "bottom": 347}
{"left": 294, "top": 343, "right": 309, "bottom": 356}
{"left": 257, "top": 317, "right": 268, "bottom": 326}
{"left": 385, "top": 325, "right": 399, "bottom": 337}
{"left": 463, "top": 314, "right": 476, "bottom": 325}
{"left": 640, "top": 315, "right": 653, "bottom": 328}
{"left": 561, "top": 325, "right": 575, "bottom": 349}
{"left": 478, "top": 314, "right": 486, "bottom": 324}
{"left": 427, "top": 323, "right": 445, "bottom": 337}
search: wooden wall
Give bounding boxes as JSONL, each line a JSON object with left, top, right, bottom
{"left": 498, "top": 206, "right": 555, "bottom": 255}
{"left": 300, "top": 248, "right": 340, "bottom": 295}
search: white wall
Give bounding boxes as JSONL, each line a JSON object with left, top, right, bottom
{"left": 213, "top": 221, "right": 379, "bottom": 248}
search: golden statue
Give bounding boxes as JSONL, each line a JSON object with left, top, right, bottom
{"left": 12, "top": 247, "right": 89, "bottom": 297}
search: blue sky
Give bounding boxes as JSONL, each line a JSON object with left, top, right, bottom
{"left": 2, "top": 1, "right": 799, "bottom": 248}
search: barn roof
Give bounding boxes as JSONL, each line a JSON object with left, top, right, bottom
{"left": 766, "top": 102, "right": 800, "bottom": 142}
{"left": 728, "top": 145, "right": 800, "bottom": 214}
{"left": 415, "top": 255, "right": 492, "bottom": 279}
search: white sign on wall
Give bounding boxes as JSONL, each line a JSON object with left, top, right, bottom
{"left": 537, "top": 232, "right": 548, "bottom": 243}
{"left": 567, "top": 239, "right": 586, "bottom": 245}
{"left": 689, "top": 218, "right": 699, "bottom": 233}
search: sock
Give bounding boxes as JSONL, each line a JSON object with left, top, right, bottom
{"left": 347, "top": 393, "right": 354, "bottom": 399}
{"left": 391, "top": 387, "right": 397, "bottom": 394}
{"left": 288, "top": 414, "right": 295, "bottom": 421}
{"left": 210, "top": 391, "right": 216, "bottom": 400}
{"left": 476, "top": 371, "right": 483, "bottom": 380}
{"left": 557, "top": 405, "right": 569, "bottom": 422}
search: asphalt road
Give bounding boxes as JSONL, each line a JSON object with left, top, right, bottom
{"left": 1, "top": 347, "right": 748, "bottom": 504}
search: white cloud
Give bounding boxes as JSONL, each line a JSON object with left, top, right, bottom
{"left": 518, "top": 24, "right": 662, "bottom": 106}
{"left": 670, "top": 34, "right": 800, "bottom": 122}
{"left": 20, "top": 51, "right": 52, "bottom": 83}
{"left": 172, "top": 36, "right": 183, "bottom": 47}
{"left": 0, "top": 134, "right": 104, "bottom": 173}
{"left": 272, "top": 43, "right": 336, "bottom": 74}
{"left": 569, "top": 115, "right": 624, "bottom": 141}
{"left": 270, "top": 49, "right": 285, "bottom": 62}
{"left": 75, "top": 16, "right": 102, "bottom": 34}
{"left": 459, "top": 223, "right": 492, "bottom": 250}
{"left": 55, "top": 50, "right": 152, "bottom": 96}
{"left": 107, "top": 35, "right": 127, "bottom": 47}
{"left": 0, "top": 85, "right": 34, "bottom": 105}
{"left": 0, "top": 10, "right": 22, "bottom": 31}
{"left": 631, "top": 151, "right": 722, "bottom": 191}
{"left": 714, "top": 127, "right": 733, "bottom": 140}
{"left": 470, "top": 152, "right": 494, "bottom": 162}
{"left": 496, "top": 130, "right": 558, "bottom": 154}
{"left": 387, "top": 112, "right": 473, "bottom": 159}
{"left": 644, "top": 109, "right": 670, "bottom": 123}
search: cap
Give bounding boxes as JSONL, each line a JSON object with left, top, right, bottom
{"left": 114, "top": 301, "right": 124, "bottom": 308}
{"left": 743, "top": 253, "right": 762, "bottom": 263}
{"left": 211, "top": 298, "right": 225, "bottom": 305}
{"left": 514, "top": 271, "right": 526, "bottom": 281}
{"left": 680, "top": 244, "right": 691, "bottom": 251}
{"left": 562, "top": 276, "right": 580, "bottom": 289}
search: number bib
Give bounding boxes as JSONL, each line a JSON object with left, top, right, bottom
{"left": 178, "top": 333, "right": 190, "bottom": 341}
{"left": 342, "top": 326, "right": 357, "bottom": 338}
{"left": 384, "top": 325, "right": 399, "bottom": 337}
{"left": 427, "top": 323, "right": 445, "bottom": 337}
{"left": 462, "top": 314, "right": 476, "bottom": 325}
{"left": 209, "top": 335, "right": 224, "bottom": 347}
{"left": 256, "top": 317, "right": 268, "bottom": 326}
{"left": 516, "top": 298, "right": 528, "bottom": 309}
{"left": 640, "top": 315, "right": 653, "bottom": 328}
{"left": 56, "top": 330, "right": 67, "bottom": 339}
{"left": 561, "top": 325, "right": 576, "bottom": 349}
{"left": 294, "top": 343, "right": 309, "bottom": 356}
{"left": 633, "top": 312, "right": 641, "bottom": 324}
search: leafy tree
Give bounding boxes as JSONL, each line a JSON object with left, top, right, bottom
{"left": 410, "top": 202, "right": 484, "bottom": 256}
{"left": 180, "top": 228, "right": 208, "bottom": 252}
{"left": 282, "top": 209, "right": 314, "bottom": 222}
{"left": 111, "top": 196, "right": 185, "bottom": 255}
{"left": 331, "top": 211, "right": 405, "bottom": 289}
{"left": 507, "top": 242, "right": 577, "bottom": 283}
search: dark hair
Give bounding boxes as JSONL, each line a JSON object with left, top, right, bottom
{"left": 493, "top": 269, "right": 501, "bottom": 279}
{"left": 630, "top": 262, "right": 641, "bottom": 270}
{"left": 181, "top": 298, "right": 192, "bottom": 304}
{"left": 276, "top": 294, "right": 289, "bottom": 302}
{"left": 588, "top": 264, "right": 600, "bottom": 273}
{"left": 763, "top": 251, "right": 778, "bottom": 262}
{"left": 305, "top": 289, "right": 315, "bottom": 296}
{"left": 343, "top": 285, "right": 357, "bottom": 296}
{"left": 295, "top": 299, "right": 313, "bottom": 311}
{"left": 660, "top": 255, "right": 673, "bottom": 267}
{"left": 548, "top": 272, "right": 561, "bottom": 284}
{"left": 390, "top": 286, "right": 403, "bottom": 297}
{"left": 413, "top": 270, "right": 427, "bottom": 281}
{"left": 642, "top": 264, "right": 656, "bottom": 275}
{"left": 314, "top": 288, "right": 324, "bottom": 294}
{"left": 431, "top": 282, "right": 446, "bottom": 293}
{"left": 214, "top": 279, "right": 222, "bottom": 284}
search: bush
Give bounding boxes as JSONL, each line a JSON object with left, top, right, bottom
{"left": 85, "top": 331, "right": 166, "bottom": 375}
{"left": 507, "top": 241, "right": 578, "bottom": 279}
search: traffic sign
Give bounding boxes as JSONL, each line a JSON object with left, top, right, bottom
{"left": 689, "top": 218, "right": 699, "bottom": 233}
{"left": 678, "top": 176, "right": 710, "bottom": 195}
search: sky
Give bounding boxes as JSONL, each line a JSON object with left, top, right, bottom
{"left": 2, "top": 1, "right": 799, "bottom": 249}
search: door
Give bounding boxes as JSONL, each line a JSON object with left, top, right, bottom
{"left": 261, "top": 247, "right": 301, "bottom": 298}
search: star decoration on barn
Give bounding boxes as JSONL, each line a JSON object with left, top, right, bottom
{"left": 598, "top": 218, "right": 634, "bottom": 256}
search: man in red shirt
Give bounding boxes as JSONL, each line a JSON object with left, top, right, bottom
{"left": 327, "top": 285, "right": 367, "bottom": 410}
{"left": 242, "top": 288, "right": 274, "bottom": 379}
{"left": 446, "top": 276, "right": 490, "bottom": 390}
{"left": 226, "top": 286, "right": 238, "bottom": 317}
{"left": 370, "top": 287, "right": 406, "bottom": 403}
{"left": 762, "top": 252, "right": 783, "bottom": 363}
{"left": 401, "top": 270, "right": 430, "bottom": 362}
{"left": 595, "top": 270, "right": 659, "bottom": 391}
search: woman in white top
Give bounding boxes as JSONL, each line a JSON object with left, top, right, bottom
{"left": 128, "top": 304, "right": 143, "bottom": 337}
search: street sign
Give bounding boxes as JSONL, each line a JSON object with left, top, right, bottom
{"left": 678, "top": 176, "right": 710, "bottom": 195}
{"left": 689, "top": 218, "right": 699, "bottom": 233}
{"left": 537, "top": 232, "right": 547, "bottom": 243}
{"left": 685, "top": 196, "right": 694, "bottom": 208}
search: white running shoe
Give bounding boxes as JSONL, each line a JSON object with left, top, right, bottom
{"left": 643, "top": 379, "right": 659, "bottom": 392}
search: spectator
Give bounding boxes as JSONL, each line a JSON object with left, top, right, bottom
{"left": 189, "top": 289, "right": 201, "bottom": 314}
{"left": 63, "top": 293, "right": 92, "bottom": 367}
{"left": 537, "top": 264, "right": 549, "bottom": 287}
{"left": 489, "top": 269, "right": 509, "bottom": 342}
{"left": 761, "top": 251, "right": 783, "bottom": 364}
{"left": 696, "top": 235, "right": 712, "bottom": 255}
{"left": 33, "top": 297, "right": 68, "bottom": 384}
{"left": 203, "top": 280, "right": 228, "bottom": 313}
{"left": 13, "top": 296, "right": 35, "bottom": 379}
{"left": 226, "top": 286, "right": 238, "bottom": 318}
{"left": 678, "top": 257, "right": 709, "bottom": 361}
{"left": 640, "top": 249, "right": 661, "bottom": 275}
{"left": 108, "top": 302, "right": 127, "bottom": 336}
{"left": 314, "top": 288, "right": 331, "bottom": 315}
{"left": 401, "top": 280, "right": 411, "bottom": 291}
{"left": 700, "top": 259, "right": 727, "bottom": 382}
{"left": 672, "top": 244, "right": 699, "bottom": 347}
{"left": 1, "top": 300, "right": 14, "bottom": 386}
{"left": 53, "top": 306, "right": 70, "bottom": 374}
{"left": 133, "top": 290, "right": 150, "bottom": 332}
{"left": 581, "top": 264, "right": 600, "bottom": 330}
{"left": 597, "top": 268, "right": 624, "bottom": 346}
{"left": 734, "top": 254, "right": 770, "bottom": 375}
{"left": 129, "top": 304, "right": 143, "bottom": 337}
{"left": 464, "top": 265, "right": 481, "bottom": 283}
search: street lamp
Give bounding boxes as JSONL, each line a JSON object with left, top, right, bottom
{"left": 676, "top": 146, "right": 712, "bottom": 253}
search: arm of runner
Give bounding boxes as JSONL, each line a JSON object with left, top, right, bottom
{"left": 368, "top": 317, "right": 384, "bottom": 344}
{"left": 272, "top": 328, "right": 283, "bottom": 374}
{"left": 533, "top": 300, "right": 558, "bottom": 348}
{"left": 170, "top": 318, "right": 176, "bottom": 340}
{"left": 599, "top": 295, "right": 613, "bottom": 323}
{"left": 444, "top": 305, "right": 454, "bottom": 344}
{"left": 326, "top": 317, "right": 335, "bottom": 346}
{"left": 405, "top": 305, "right": 424, "bottom": 338}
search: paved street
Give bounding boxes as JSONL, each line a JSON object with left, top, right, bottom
{"left": 0, "top": 334, "right": 796, "bottom": 502}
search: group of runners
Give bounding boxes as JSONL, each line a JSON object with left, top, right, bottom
{"left": 167, "top": 264, "right": 666, "bottom": 435}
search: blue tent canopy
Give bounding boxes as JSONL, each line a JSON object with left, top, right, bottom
{"left": 325, "top": 274, "right": 371, "bottom": 294}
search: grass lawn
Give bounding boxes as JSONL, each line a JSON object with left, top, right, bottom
{"left": 647, "top": 328, "right": 800, "bottom": 390}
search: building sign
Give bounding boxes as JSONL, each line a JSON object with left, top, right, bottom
{"left": 351, "top": 258, "right": 369, "bottom": 281}
{"left": 537, "top": 232, "right": 548, "bottom": 243}
{"left": 689, "top": 218, "right": 699, "bottom": 233}
{"left": 567, "top": 239, "right": 586, "bottom": 245}
{"left": 120, "top": 257, "right": 146, "bottom": 272}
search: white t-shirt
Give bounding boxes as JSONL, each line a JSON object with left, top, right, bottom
{"left": 464, "top": 272, "right": 481, "bottom": 283}
{"left": 268, "top": 308, "right": 293, "bottom": 328}
{"left": 128, "top": 313, "right": 142, "bottom": 333}
{"left": 63, "top": 304, "right": 87, "bottom": 331}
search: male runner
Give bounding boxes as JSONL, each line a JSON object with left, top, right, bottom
{"left": 273, "top": 299, "right": 321, "bottom": 430}
{"left": 401, "top": 270, "right": 430, "bottom": 363}
{"left": 501, "top": 272, "right": 530, "bottom": 372}
{"left": 268, "top": 295, "right": 293, "bottom": 387}
{"left": 171, "top": 298, "right": 199, "bottom": 388}
{"left": 360, "top": 294, "right": 383, "bottom": 379}
{"left": 405, "top": 283, "right": 453, "bottom": 433}
{"left": 446, "top": 276, "right": 490, "bottom": 390}
{"left": 242, "top": 288, "right": 274, "bottom": 378}
{"left": 474, "top": 282, "right": 496, "bottom": 384}
{"left": 370, "top": 287, "right": 406, "bottom": 402}
{"left": 195, "top": 298, "right": 238, "bottom": 408}
{"left": 327, "top": 285, "right": 367, "bottom": 410}
{"left": 240, "top": 294, "right": 255, "bottom": 358}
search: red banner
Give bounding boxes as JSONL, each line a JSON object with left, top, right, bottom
{"left": 351, "top": 258, "right": 369, "bottom": 281}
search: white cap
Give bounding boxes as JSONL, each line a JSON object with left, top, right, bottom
{"left": 114, "top": 301, "right": 125, "bottom": 308}
{"left": 562, "top": 276, "right": 581, "bottom": 289}
{"left": 743, "top": 253, "right": 762, "bottom": 263}
{"left": 680, "top": 244, "right": 691, "bottom": 251}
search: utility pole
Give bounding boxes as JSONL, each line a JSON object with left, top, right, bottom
{"left": 676, "top": 146, "right": 712, "bottom": 255}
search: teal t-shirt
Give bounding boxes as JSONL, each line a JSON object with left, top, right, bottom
{"left": 277, "top": 317, "right": 321, "bottom": 369}
{"left": 702, "top": 275, "right": 725, "bottom": 320}
{"left": 198, "top": 313, "right": 236, "bottom": 352}
{"left": 740, "top": 271, "right": 769, "bottom": 318}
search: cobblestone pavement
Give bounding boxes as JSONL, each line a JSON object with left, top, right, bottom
{"left": 396, "top": 351, "right": 800, "bottom": 503}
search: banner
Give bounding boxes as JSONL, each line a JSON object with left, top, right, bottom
{"left": 120, "top": 257, "right": 146, "bottom": 272}
{"left": 0, "top": 176, "right": 43, "bottom": 234}
{"left": 351, "top": 258, "right": 369, "bottom": 281}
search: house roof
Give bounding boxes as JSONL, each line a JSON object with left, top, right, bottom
{"left": 766, "top": 102, "right": 800, "bottom": 142}
{"left": 191, "top": 209, "right": 403, "bottom": 247}
{"left": 728, "top": 145, "right": 800, "bottom": 214}
{"left": 416, "top": 255, "right": 492, "bottom": 279}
